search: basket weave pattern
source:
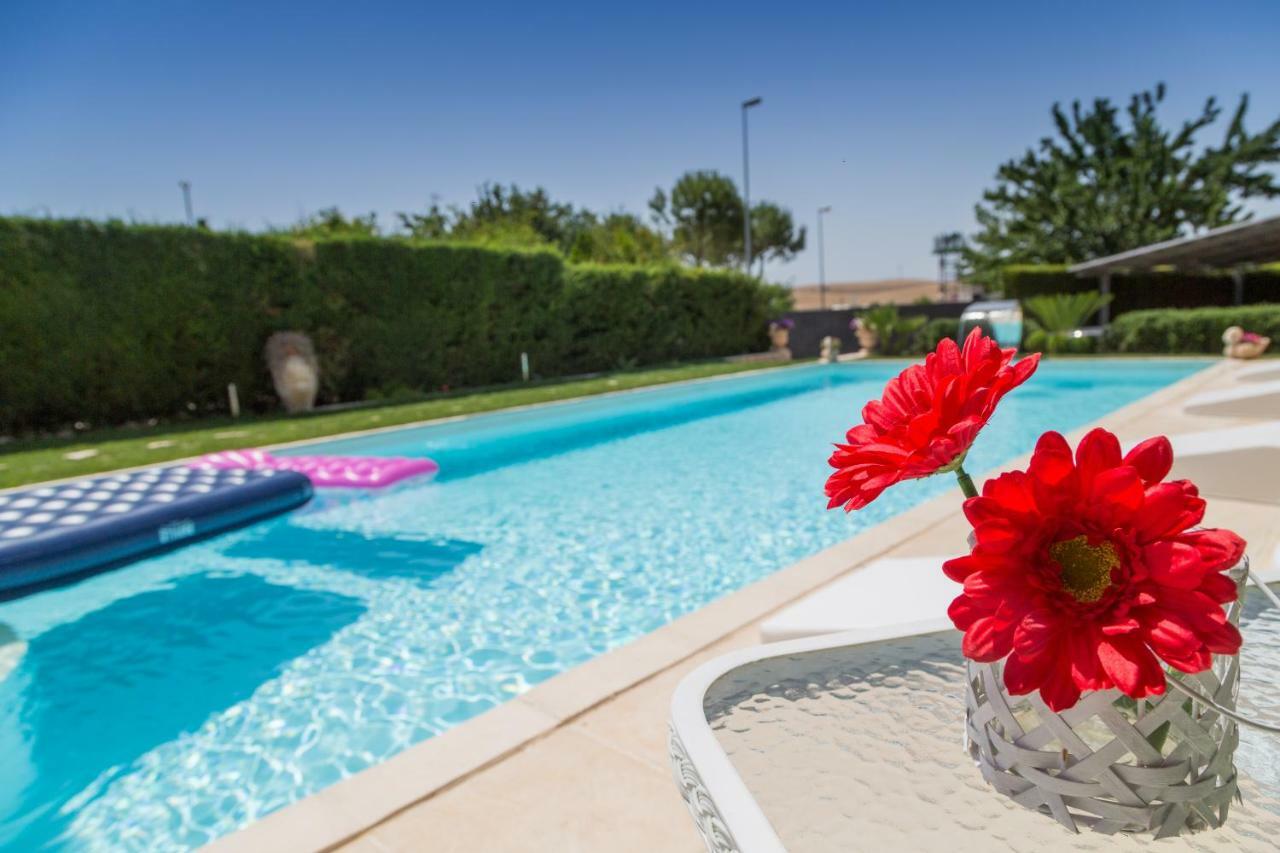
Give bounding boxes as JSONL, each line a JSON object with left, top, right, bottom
{"left": 965, "top": 592, "right": 1244, "bottom": 837}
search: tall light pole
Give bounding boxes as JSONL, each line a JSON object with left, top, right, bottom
{"left": 740, "top": 96, "right": 762, "bottom": 274}
{"left": 179, "top": 180, "right": 194, "bottom": 226}
{"left": 817, "top": 205, "right": 832, "bottom": 309}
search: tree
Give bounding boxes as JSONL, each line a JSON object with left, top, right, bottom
{"left": 398, "top": 183, "right": 594, "bottom": 252}
{"left": 397, "top": 202, "right": 450, "bottom": 240}
{"left": 284, "top": 207, "right": 380, "bottom": 239}
{"left": 649, "top": 171, "right": 805, "bottom": 274}
{"left": 650, "top": 170, "right": 744, "bottom": 267}
{"left": 747, "top": 202, "right": 806, "bottom": 275}
{"left": 567, "top": 213, "right": 669, "bottom": 264}
{"left": 398, "top": 184, "right": 672, "bottom": 259}
{"left": 963, "top": 83, "right": 1280, "bottom": 286}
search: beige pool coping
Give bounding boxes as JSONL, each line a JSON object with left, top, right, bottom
{"left": 196, "top": 356, "right": 1280, "bottom": 853}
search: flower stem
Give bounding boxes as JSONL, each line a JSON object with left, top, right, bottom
{"left": 954, "top": 464, "right": 979, "bottom": 499}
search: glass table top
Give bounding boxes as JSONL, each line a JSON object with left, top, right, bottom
{"left": 705, "top": 585, "right": 1280, "bottom": 852}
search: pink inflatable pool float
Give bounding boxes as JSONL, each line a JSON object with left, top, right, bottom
{"left": 192, "top": 449, "right": 438, "bottom": 488}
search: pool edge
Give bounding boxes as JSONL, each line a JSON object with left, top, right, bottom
{"left": 1, "top": 360, "right": 819, "bottom": 495}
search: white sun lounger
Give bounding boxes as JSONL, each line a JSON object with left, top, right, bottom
{"left": 759, "top": 556, "right": 955, "bottom": 643}
{"left": 1183, "top": 379, "right": 1280, "bottom": 419}
{"left": 1162, "top": 422, "right": 1280, "bottom": 504}
{"left": 761, "top": 536, "right": 1280, "bottom": 646}
{"left": 1235, "top": 361, "right": 1280, "bottom": 384}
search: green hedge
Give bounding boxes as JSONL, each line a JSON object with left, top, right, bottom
{"left": 0, "top": 218, "right": 774, "bottom": 433}
{"left": 1003, "top": 264, "right": 1280, "bottom": 317}
{"left": 1104, "top": 304, "right": 1280, "bottom": 353}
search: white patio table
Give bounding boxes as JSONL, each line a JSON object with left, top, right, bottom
{"left": 669, "top": 587, "right": 1280, "bottom": 853}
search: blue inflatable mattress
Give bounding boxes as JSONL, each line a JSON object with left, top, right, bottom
{"left": 0, "top": 466, "right": 312, "bottom": 595}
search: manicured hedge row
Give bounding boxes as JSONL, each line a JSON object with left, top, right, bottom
{"left": 1003, "top": 264, "right": 1280, "bottom": 316}
{"left": 0, "top": 218, "right": 774, "bottom": 432}
{"left": 1104, "top": 304, "right": 1280, "bottom": 353}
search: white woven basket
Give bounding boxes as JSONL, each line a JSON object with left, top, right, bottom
{"left": 964, "top": 564, "right": 1247, "bottom": 838}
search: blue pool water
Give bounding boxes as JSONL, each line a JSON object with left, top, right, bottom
{"left": 0, "top": 359, "right": 1204, "bottom": 850}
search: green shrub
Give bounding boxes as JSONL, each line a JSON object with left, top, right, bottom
{"left": 916, "top": 317, "right": 960, "bottom": 352}
{"left": 1104, "top": 304, "right": 1280, "bottom": 353}
{"left": 858, "top": 305, "right": 926, "bottom": 356}
{"left": 1002, "top": 263, "right": 1280, "bottom": 317}
{"left": 1023, "top": 291, "right": 1112, "bottom": 354}
{"left": 0, "top": 218, "right": 774, "bottom": 433}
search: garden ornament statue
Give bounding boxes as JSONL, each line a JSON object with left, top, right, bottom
{"left": 825, "top": 328, "right": 1280, "bottom": 837}
{"left": 265, "top": 331, "right": 320, "bottom": 413}
{"left": 820, "top": 335, "right": 841, "bottom": 363}
{"left": 1222, "top": 325, "right": 1271, "bottom": 359}
{"left": 850, "top": 315, "right": 877, "bottom": 354}
{"left": 768, "top": 318, "right": 793, "bottom": 360}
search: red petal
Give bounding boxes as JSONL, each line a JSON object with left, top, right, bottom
{"left": 1143, "top": 540, "right": 1210, "bottom": 590}
{"left": 1143, "top": 611, "right": 1202, "bottom": 660}
{"left": 1199, "top": 571, "right": 1240, "bottom": 604}
{"left": 1012, "top": 610, "right": 1057, "bottom": 658}
{"left": 1002, "top": 651, "right": 1052, "bottom": 695}
{"left": 1089, "top": 466, "right": 1146, "bottom": 521}
{"left": 1068, "top": 627, "right": 1108, "bottom": 691}
{"left": 1040, "top": 660, "right": 1083, "bottom": 711}
{"left": 942, "top": 554, "right": 983, "bottom": 582}
{"left": 1123, "top": 436, "right": 1174, "bottom": 485}
{"left": 1100, "top": 617, "right": 1140, "bottom": 636}
{"left": 979, "top": 470, "right": 1039, "bottom": 517}
{"left": 962, "top": 615, "right": 1016, "bottom": 662}
{"left": 1075, "top": 428, "right": 1122, "bottom": 487}
{"left": 947, "top": 594, "right": 983, "bottom": 630}
{"left": 1028, "top": 431, "right": 1074, "bottom": 487}
{"left": 1177, "top": 528, "right": 1247, "bottom": 573}
{"left": 1098, "top": 636, "right": 1166, "bottom": 698}
{"left": 972, "top": 519, "right": 1020, "bottom": 553}
{"left": 1133, "top": 482, "right": 1204, "bottom": 541}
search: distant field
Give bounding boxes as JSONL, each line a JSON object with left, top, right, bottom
{"left": 0, "top": 360, "right": 796, "bottom": 489}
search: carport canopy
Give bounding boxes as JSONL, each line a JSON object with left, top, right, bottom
{"left": 1067, "top": 214, "right": 1280, "bottom": 323}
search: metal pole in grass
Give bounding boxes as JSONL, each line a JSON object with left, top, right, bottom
{"left": 179, "top": 180, "right": 194, "bottom": 226}
{"left": 521, "top": 352, "right": 530, "bottom": 382}
{"left": 740, "top": 97, "right": 762, "bottom": 274}
{"left": 817, "top": 206, "right": 832, "bottom": 309}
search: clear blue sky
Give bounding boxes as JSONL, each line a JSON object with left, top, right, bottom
{"left": 4, "top": 0, "right": 1279, "bottom": 285}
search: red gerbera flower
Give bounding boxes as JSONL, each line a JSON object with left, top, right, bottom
{"left": 826, "top": 328, "right": 1039, "bottom": 511}
{"left": 945, "top": 428, "right": 1246, "bottom": 711}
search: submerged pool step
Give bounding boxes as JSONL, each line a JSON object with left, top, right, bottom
{"left": 0, "top": 467, "right": 313, "bottom": 597}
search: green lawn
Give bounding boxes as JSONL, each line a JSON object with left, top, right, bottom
{"left": 0, "top": 360, "right": 799, "bottom": 489}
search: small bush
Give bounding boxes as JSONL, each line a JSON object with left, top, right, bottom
{"left": 916, "top": 317, "right": 960, "bottom": 352}
{"left": 1104, "top": 304, "right": 1280, "bottom": 353}
{"left": 858, "top": 305, "right": 926, "bottom": 356}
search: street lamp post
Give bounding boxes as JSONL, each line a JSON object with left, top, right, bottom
{"left": 179, "top": 180, "right": 194, "bottom": 226}
{"left": 740, "top": 96, "right": 762, "bottom": 274}
{"left": 817, "top": 206, "right": 832, "bottom": 309}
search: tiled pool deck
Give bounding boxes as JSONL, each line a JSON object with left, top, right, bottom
{"left": 203, "top": 358, "right": 1279, "bottom": 852}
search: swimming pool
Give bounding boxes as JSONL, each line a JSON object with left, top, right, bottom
{"left": 0, "top": 359, "right": 1205, "bottom": 850}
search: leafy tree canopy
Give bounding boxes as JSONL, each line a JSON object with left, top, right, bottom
{"left": 281, "top": 207, "right": 380, "bottom": 239}
{"left": 297, "top": 175, "right": 806, "bottom": 274}
{"left": 648, "top": 170, "right": 805, "bottom": 273}
{"left": 963, "top": 83, "right": 1280, "bottom": 286}
{"left": 749, "top": 201, "right": 806, "bottom": 275}
{"left": 398, "top": 183, "right": 668, "bottom": 262}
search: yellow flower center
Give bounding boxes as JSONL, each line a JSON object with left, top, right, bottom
{"left": 1050, "top": 535, "right": 1119, "bottom": 603}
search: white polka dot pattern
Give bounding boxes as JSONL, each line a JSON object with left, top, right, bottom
{"left": 0, "top": 467, "right": 281, "bottom": 541}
